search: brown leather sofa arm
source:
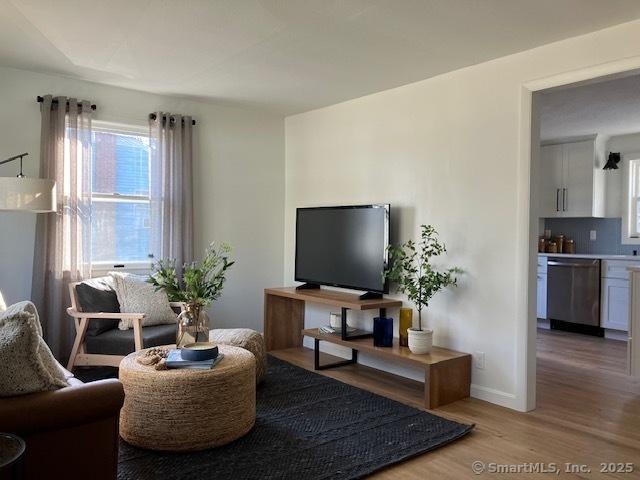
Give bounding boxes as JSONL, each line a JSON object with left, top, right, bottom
{"left": 0, "top": 379, "right": 124, "bottom": 436}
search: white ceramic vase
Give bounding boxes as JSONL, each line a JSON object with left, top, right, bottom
{"left": 407, "top": 328, "right": 433, "bottom": 354}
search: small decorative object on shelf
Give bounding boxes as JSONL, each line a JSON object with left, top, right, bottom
{"left": 329, "top": 312, "right": 342, "bottom": 329}
{"left": 373, "top": 316, "right": 393, "bottom": 347}
{"left": 384, "top": 224, "right": 461, "bottom": 355}
{"left": 399, "top": 307, "right": 413, "bottom": 347}
{"left": 149, "top": 242, "right": 234, "bottom": 348}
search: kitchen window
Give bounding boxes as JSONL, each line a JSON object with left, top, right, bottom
{"left": 624, "top": 157, "right": 640, "bottom": 242}
{"left": 90, "top": 122, "right": 155, "bottom": 271}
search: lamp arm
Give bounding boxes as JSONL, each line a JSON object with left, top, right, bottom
{"left": 0, "top": 153, "right": 28, "bottom": 177}
{"left": 0, "top": 153, "right": 28, "bottom": 166}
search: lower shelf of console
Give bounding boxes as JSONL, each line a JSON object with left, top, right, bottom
{"left": 300, "top": 328, "right": 471, "bottom": 409}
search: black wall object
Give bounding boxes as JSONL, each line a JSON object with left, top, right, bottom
{"left": 603, "top": 152, "right": 621, "bottom": 170}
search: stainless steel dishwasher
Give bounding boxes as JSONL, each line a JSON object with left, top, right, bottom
{"left": 547, "top": 257, "right": 601, "bottom": 333}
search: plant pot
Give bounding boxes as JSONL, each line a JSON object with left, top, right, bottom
{"left": 407, "top": 328, "right": 433, "bottom": 354}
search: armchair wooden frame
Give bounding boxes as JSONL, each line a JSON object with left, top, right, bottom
{"left": 66, "top": 282, "right": 184, "bottom": 371}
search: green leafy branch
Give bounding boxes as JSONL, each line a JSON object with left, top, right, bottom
{"left": 148, "top": 242, "right": 235, "bottom": 308}
{"left": 384, "top": 225, "right": 461, "bottom": 331}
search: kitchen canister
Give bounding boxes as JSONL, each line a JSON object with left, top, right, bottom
{"left": 564, "top": 238, "right": 575, "bottom": 254}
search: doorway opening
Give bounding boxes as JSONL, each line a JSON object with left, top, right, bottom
{"left": 527, "top": 70, "right": 640, "bottom": 415}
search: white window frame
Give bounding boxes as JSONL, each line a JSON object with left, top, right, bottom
{"left": 90, "top": 120, "right": 154, "bottom": 275}
{"left": 622, "top": 156, "right": 640, "bottom": 244}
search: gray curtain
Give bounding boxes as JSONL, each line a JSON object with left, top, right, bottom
{"left": 149, "top": 113, "right": 194, "bottom": 270}
{"left": 32, "top": 95, "right": 93, "bottom": 361}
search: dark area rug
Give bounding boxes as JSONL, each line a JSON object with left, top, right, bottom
{"left": 84, "top": 356, "right": 473, "bottom": 480}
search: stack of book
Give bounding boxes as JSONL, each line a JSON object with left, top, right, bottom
{"left": 166, "top": 349, "right": 225, "bottom": 370}
{"left": 319, "top": 325, "right": 357, "bottom": 335}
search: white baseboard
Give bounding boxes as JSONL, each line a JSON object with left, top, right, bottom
{"left": 537, "top": 318, "right": 550, "bottom": 329}
{"left": 604, "top": 329, "right": 628, "bottom": 341}
{"left": 470, "top": 384, "right": 517, "bottom": 409}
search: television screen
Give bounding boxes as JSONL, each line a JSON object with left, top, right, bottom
{"left": 295, "top": 204, "right": 390, "bottom": 293}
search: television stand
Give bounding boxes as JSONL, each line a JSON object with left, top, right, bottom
{"left": 263, "top": 286, "right": 472, "bottom": 409}
{"left": 295, "top": 283, "right": 320, "bottom": 290}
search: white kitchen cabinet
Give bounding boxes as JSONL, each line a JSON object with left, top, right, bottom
{"left": 629, "top": 268, "right": 640, "bottom": 376}
{"left": 537, "top": 272, "right": 547, "bottom": 319}
{"left": 601, "top": 277, "right": 630, "bottom": 331}
{"left": 536, "top": 256, "right": 547, "bottom": 319}
{"left": 600, "top": 259, "right": 640, "bottom": 332}
{"left": 539, "top": 144, "right": 564, "bottom": 217}
{"left": 539, "top": 138, "right": 605, "bottom": 218}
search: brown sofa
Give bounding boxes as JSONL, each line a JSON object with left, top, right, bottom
{"left": 0, "top": 375, "right": 124, "bottom": 480}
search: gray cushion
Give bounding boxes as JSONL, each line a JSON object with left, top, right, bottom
{"left": 85, "top": 324, "right": 177, "bottom": 356}
{"left": 76, "top": 277, "right": 120, "bottom": 336}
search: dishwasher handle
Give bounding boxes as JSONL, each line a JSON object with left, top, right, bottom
{"left": 547, "top": 260, "right": 598, "bottom": 268}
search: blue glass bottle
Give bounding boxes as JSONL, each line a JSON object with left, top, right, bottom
{"left": 373, "top": 317, "right": 393, "bottom": 347}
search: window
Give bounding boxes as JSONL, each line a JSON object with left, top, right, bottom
{"left": 90, "top": 122, "right": 154, "bottom": 268}
{"left": 629, "top": 159, "right": 640, "bottom": 238}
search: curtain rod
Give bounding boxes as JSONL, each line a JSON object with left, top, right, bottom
{"left": 149, "top": 113, "right": 196, "bottom": 126}
{"left": 37, "top": 96, "right": 97, "bottom": 110}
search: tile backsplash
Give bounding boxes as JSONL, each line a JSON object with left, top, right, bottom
{"left": 544, "top": 217, "right": 639, "bottom": 256}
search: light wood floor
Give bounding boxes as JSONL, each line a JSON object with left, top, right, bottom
{"left": 270, "top": 329, "right": 640, "bottom": 479}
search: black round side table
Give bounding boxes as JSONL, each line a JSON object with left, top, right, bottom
{"left": 0, "top": 433, "right": 25, "bottom": 480}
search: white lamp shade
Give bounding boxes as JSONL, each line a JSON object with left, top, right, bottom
{"left": 0, "top": 177, "right": 56, "bottom": 213}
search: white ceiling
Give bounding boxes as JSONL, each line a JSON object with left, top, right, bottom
{"left": 2, "top": 0, "right": 640, "bottom": 115}
{"left": 539, "top": 73, "right": 640, "bottom": 140}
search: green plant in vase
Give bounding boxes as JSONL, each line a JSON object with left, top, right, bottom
{"left": 384, "top": 224, "right": 461, "bottom": 354}
{"left": 149, "top": 242, "right": 234, "bottom": 347}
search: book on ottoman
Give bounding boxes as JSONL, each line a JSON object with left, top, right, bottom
{"left": 166, "top": 350, "right": 225, "bottom": 370}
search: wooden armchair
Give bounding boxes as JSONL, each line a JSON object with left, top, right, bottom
{"left": 66, "top": 281, "right": 183, "bottom": 371}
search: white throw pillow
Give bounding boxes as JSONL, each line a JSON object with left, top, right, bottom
{"left": 109, "top": 272, "right": 177, "bottom": 330}
{"left": 0, "top": 301, "right": 69, "bottom": 397}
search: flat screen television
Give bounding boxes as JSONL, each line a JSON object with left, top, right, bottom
{"left": 295, "top": 204, "right": 390, "bottom": 294}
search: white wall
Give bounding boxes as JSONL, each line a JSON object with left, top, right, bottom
{"left": 0, "top": 66, "right": 285, "bottom": 333}
{"left": 285, "top": 19, "right": 640, "bottom": 411}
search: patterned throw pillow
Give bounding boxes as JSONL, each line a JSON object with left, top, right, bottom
{"left": 109, "top": 272, "right": 178, "bottom": 330}
{"left": 0, "top": 301, "right": 69, "bottom": 397}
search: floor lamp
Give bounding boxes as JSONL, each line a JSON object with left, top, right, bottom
{"left": 0, "top": 153, "right": 56, "bottom": 213}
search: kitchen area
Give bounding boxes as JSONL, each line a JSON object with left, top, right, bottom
{"left": 535, "top": 73, "right": 640, "bottom": 378}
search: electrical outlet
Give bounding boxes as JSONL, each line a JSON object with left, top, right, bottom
{"left": 590, "top": 230, "right": 597, "bottom": 241}
{"left": 473, "top": 351, "right": 485, "bottom": 369}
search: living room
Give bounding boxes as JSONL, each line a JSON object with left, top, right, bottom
{"left": 2, "top": 2, "right": 640, "bottom": 479}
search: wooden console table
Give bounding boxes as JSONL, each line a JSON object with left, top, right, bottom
{"left": 264, "top": 287, "right": 471, "bottom": 408}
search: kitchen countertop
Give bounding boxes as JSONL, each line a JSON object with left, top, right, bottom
{"left": 538, "top": 253, "right": 640, "bottom": 261}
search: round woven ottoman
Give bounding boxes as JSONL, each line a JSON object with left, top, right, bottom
{"left": 119, "top": 344, "right": 256, "bottom": 452}
{"left": 209, "top": 328, "right": 266, "bottom": 384}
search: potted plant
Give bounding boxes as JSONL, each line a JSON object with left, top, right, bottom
{"left": 384, "top": 225, "right": 461, "bottom": 354}
{"left": 148, "top": 242, "right": 234, "bottom": 347}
